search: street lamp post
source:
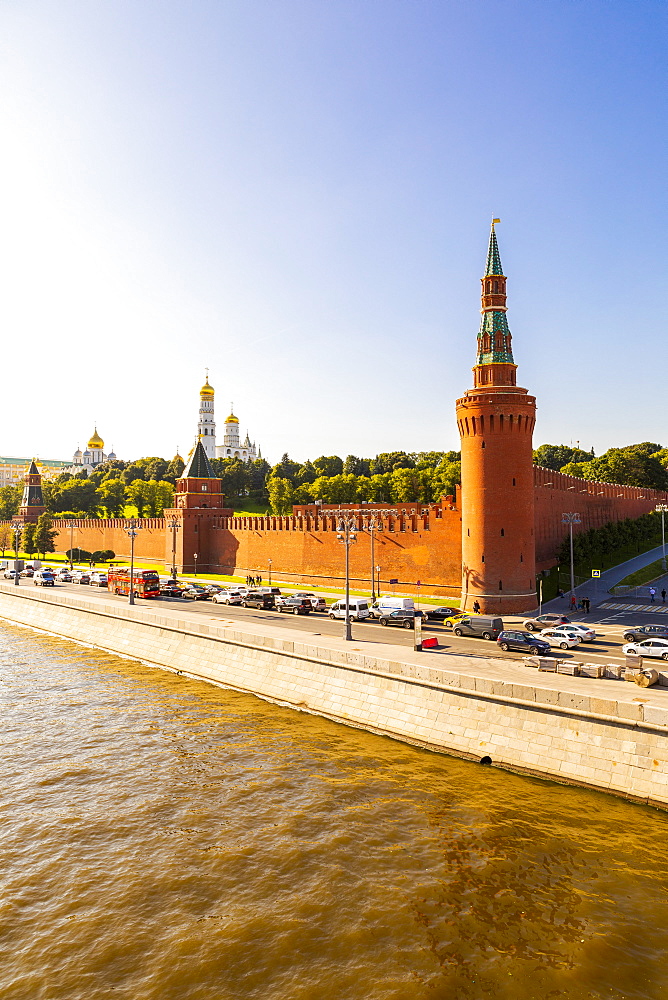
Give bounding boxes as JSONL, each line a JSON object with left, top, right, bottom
{"left": 12, "top": 524, "right": 22, "bottom": 586}
{"left": 655, "top": 504, "right": 668, "bottom": 572}
{"left": 124, "top": 519, "right": 141, "bottom": 606}
{"left": 376, "top": 564, "right": 381, "bottom": 599}
{"left": 167, "top": 516, "right": 180, "bottom": 580}
{"left": 193, "top": 553, "right": 198, "bottom": 577}
{"left": 67, "top": 521, "right": 76, "bottom": 570}
{"left": 268, "top": 558, "right": 272, "bottom": 586}
{"left": 561, "top": 512, "right": 581, "bottom": 602}
{"left": 336, "top": 514, "right": 359, "bottom": 641}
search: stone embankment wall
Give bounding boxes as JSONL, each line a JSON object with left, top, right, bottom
{"left": 1, "top": 585, "right": 668, "bottom": 808}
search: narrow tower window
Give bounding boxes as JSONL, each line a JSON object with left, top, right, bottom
{"left": 512, "top": 477, "right": 516, "bottom": 486}
{"left": 481, "top": 441, "right": 485, "bottom": 448}
{"left": 500, "top": 528, "right": 504, "bottom": 536}
{"left": 481, "top": 554, "right": 485, "bottom": 563}
{"left": 499, "top": 580, "right": 503, "bottom": 591}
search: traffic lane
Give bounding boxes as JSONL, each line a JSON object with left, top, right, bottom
{"left": 16, "top": 581, "right": 627, "bottom": 663}
{"left": 147, "top": 598, "right": 631, "bottom": 663}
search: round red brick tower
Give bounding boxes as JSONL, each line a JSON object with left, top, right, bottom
{"left": 456, "top": 222, "right": 537, "bottom": 614}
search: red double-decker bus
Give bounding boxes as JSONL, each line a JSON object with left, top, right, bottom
{"left": 108, "top": 568, "right": 161, "bottom": 598}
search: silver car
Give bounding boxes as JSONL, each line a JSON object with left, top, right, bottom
{"left": 622, "top": 638, "right": 668, "bottom": 660}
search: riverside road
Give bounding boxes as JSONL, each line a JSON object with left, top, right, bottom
{"left": 11, "top": 578, "right": 668, "bottom": 667}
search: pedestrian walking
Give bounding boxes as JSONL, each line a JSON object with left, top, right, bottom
{"left": 557, "top": 588, "right": 564, "bottom": 599}
{"left": 258, "top": 576, "right": 262, "bottom": 586}
{"left": 650, "top": 587, "right": 656, "bottom": 603}
{"left": 583, "top": 597, "right": 590, "bottom": 614}
{"left": 570, "top": 594, "right": 577, "bottom": 611}
{"left": 472, "top": 600, "right": 480, "bottom": 614}
{"left": 662, "top": 589, "right": 667, "bottom": 604}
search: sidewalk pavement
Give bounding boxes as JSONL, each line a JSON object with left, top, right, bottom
{"left": 541, "top": 544, "right": 668, "bottom": 616}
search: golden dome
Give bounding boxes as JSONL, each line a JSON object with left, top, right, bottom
{"left": 87, "top": 428, "right": 104, "bottom": 449}
{"left": 200, "top": 377, "right": 214, "bottom": 397}
{"left": 225, "top": 413, "right": 239, "bottom": 424}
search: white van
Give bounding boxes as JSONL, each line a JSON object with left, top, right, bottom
{"left": 369, "top": 597, "right": 414, "bottom": 619}
{"left": 33, "top": 570, "right": 56, "bottom": 587}
{"left": 329, "top": 598, "right": 370, "bottom": 621}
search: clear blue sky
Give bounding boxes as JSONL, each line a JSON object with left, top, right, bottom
{"left": 0, "top": 0, "right": 665, "bottom": 465}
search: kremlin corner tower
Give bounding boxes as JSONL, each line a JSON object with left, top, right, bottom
{"left": 456, "top": 223, "right": 537, "bottom": 613}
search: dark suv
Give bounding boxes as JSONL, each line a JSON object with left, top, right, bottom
{"left": 277, "top": 597, "right": 312, "bottom": 615}
{"left": 497, "top": 630, "right": 552, "bottom": 655}
{"left": 243, "top": 591, "right": 275, "bottom": 610}
{"left": 378, "top": 610, "right": 417, "bottom": 629}
{"left": 622, "top": 624, "right": 668, "bottom": 643}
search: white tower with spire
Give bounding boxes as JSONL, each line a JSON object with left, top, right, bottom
{"left": 215, "top": 403, "right": 259, "bottom": 462}
{"left": 197, "top": 372, "right": 216, "bottom": 460}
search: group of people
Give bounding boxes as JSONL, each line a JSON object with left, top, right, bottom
{"left": 245, "top": 574, "right": 263, "bottom": 587}
{"left": 648, "top": 588, "right": 667, "bottom": 603}
{"left": 557, "top": 589, "right": 591, "bottom": 613}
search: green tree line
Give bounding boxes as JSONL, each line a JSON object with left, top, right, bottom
{"left": 535, "top": 441, "right": 668, "bottom": 490}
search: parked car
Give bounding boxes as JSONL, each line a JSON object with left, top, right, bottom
{"left": 72, "top": 571, "right": 91, "bottom": 585}
{"left": 20, "top": 567, "right": 34, "bottom": 578}
{"left": 378, "top": 609, "right": 417, "bottom": 629}
{"left": 622, "top": 638, "right": 668, "bottom": 660}
{"left": 368, "top": 597, "right": 415, "bottom": 620}
{"left": 539, "top": 628, "right": 581, "bottom": 649}
{"left": 90, "top": 572, "right": 108, "bottom": 588}
{"left": 276, "top": 596, "right": 312, "bottom": 615}
{"left": 160, "top": 581, "right": 185, "bottom": 598}
{"left": 257, "top": 587, "right": 282, "bottom": 597}
{"left": 33, "top": 570, "right": 56, "bottom": 586}
{"left": 423, "top": 606, "right": 467, "bottom": 624}
{"left": 57, "top": 569, "right": 72, "bottom": 582}
{"left": 497, "top": 630, "right": 552, "bottom": 654}
{"left": 550, "top": 623, "right": 596, "bottom": 643}
{"left": 452, "top": 616, "right": 504, "bottom": 640}
{"left": 204, "top": 584, "right": 224, "bottom": 598}
{"left": 243, "top": 591, "right": 276, "bottom": 610}
{"left": 293, "top": 592, "right": 327, "bottom": 612}
{"left": 329, "top": 598, "right": 370, "bottom": 621}
{"left": 523, "top": 614, "right": 571, "bottom": 631}
{"left": 622, "top": 624, "right": 668, "bottom": 643}
{"left": 3, "top": 568, "right": 17, "bottom": 579}
{"left": 213, "top": 589, "right": 244, "bottom": 605}
{"left": 182, "top": 585, "right": 210, "bottom": 600}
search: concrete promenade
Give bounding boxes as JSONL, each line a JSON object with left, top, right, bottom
{"left": 1, "top": 583, "right": 668, "bottom": 807}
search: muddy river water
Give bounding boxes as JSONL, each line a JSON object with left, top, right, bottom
{"left": 1, "top": 621, "right": 667, "bottom": 1000}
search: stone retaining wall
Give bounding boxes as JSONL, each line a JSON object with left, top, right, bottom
{"left": 1, "top": 586, "right": 667, "bottom": 807}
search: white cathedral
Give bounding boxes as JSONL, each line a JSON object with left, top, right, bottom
{"left": 196, "top": 375, "right": 259, "bottom": 463}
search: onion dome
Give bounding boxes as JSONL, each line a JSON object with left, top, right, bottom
{"left": 107, "top": 449, "right": 116, "bottom": 460}
{"left": 200, "top": 377, "right": 214, "bottom": 397}
{"left": 74, "top": 448, "right": 82, "bottom": 458}
{"left": 83, "top": 449, "right": 92, "bottom": 459}
{"left": 225, "top": 411, "right": 239, "bottom": 424}
{"left": 87, "top": 427, "right": 104, "bottom": 449}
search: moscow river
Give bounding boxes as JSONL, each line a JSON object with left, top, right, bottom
{"left": 2, "top": 621, "right": 668, "bottom": 1000}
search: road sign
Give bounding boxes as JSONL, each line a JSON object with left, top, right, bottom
{"left": 389, "top": 578, "right": 398, "bottom": 584}
{"left": 592, "top": 570, "right": 601, "bottom": 578}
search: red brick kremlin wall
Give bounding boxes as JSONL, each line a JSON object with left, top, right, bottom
{"left": 533, "top": 466, "right": 668, "bottom": 572}
{"left": 7, "top": 470, "right": 667, "bottom": 590}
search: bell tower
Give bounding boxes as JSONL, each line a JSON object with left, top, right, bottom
{"left": 456, "top": 222, "right": 537, "bottom": 613}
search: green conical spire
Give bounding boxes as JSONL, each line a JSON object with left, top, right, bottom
{"left": 181, "top": 440, "right": 215, "bottom": 479}
{"left": 485, "top": 221, "right": 504, "bottom": 276}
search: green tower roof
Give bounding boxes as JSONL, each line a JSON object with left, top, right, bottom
{"left": 485, "top": 223, "right": 504, "bottom": 276}
{"left": 182, "top": 440, "right": 215, "bottom": 479}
